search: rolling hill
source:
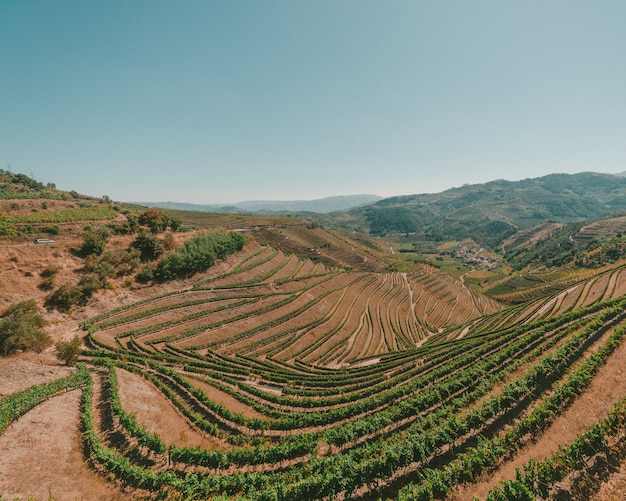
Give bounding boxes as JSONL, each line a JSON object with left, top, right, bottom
{"left": 316, "top": 172, "right": 626, "bottom": 249}
{"left": 2, "top": 170, "right": 626, "bottom": 500}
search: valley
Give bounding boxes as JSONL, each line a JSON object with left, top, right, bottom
{"left": 1, "top": 171, "right": 626, "bottom": 500}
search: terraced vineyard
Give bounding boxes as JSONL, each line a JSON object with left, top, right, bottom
{"left": 86, "top": 243, "right": 501, "bottom": 366}
{"left": 3, "top": 240, "right": 626, "bottom": 500}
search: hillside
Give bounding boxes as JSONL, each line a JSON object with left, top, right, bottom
{"left": 317, "top": 172, "right": 626, "bottom": 249}
{"left": 2, "top": 171, "right": 626, "bottom": 500}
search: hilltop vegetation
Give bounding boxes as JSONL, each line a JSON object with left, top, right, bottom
{"left": 318, "top": 172, "right": 626, "bottom": 247}
{"left": 2, "top": 171, "right": 626, "bottom": 500}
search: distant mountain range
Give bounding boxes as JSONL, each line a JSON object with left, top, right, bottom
{"left": 137, "top": 194, "right": 383, "bottom": 214}
{"left": 139, "top": 172, "right": 626, "bottom": 251}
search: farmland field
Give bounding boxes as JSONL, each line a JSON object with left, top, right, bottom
{"left": 3, "top": 234, "right": 626, "bottom": 500}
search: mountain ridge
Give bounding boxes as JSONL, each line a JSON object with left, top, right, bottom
{"left": 137, "top": 194, "right": 383, "bottom": 214}
{"left": 311, "top": 172, "right": 626, "bottom": 248}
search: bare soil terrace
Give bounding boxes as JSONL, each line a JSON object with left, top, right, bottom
{"left": 2, "top": 229, "right": 626, "bottom": 500}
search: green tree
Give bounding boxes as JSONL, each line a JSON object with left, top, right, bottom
{"left": 138, "top": 208, "right": 169, "bottom": 233}
{"left": 132, "top": 232, "right": 164, "bottom": 261}
{"left": 80, "top": 226, "right": 110, "bottom": 256}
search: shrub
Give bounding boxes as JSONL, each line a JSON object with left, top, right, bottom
{"left": 162, "top": 232, "right": 176, "bottom": 251}
{"left": 138, "top": 208, "right": 182, "bottom": 233}
{"left": 80, "top": 226, "right": 110, "bottom": 256}
{"left": 56, "top": 336, "right": 82, "bottom": 365}
{"left": 153, "top": 230, "right": 245, "bottom": 282}
{"left": 39, "top": 265, "right": 60, "bottom": 291}
{"left": 132, "top": 233, "right": 164, "bottom": 261}
{"left": 0, "top": 214, "right": 17, "bottom": 236}
{"left": 136, "top": 265, "right": 154, "bottom": 283}
{"left": 122, "top": 213, "right": 139, "bottom": 234}
{"left": 84, "top": 248, "right": 141, "bottom": 279}
{"left": 46, "top": 283, "right": 84, "bottom": 312}
{"left": 78, "top": 273, "right": 104, "bottom": 298}
{"left": 138, "top": 208, "right": 169, "bottom": 233}
{"left": 0, "top": 300, "right": 51, "bottom": 355}
{"left": 42, "top": 225, "right": 60, "bottom": 235}
{"left": 11, "top": 173, "right": 44, "bottom": 190}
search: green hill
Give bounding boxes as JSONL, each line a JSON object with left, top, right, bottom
{"left": 317, "top": 172, "right": 626, "bottom": 249}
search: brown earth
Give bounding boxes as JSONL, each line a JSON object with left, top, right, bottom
{"left": 0, "top": 234, "right": 251, "bottom": 499}
{"left": 115, "top": 367, "right": 224, "bottom": 450}
{"left": 0, "top": 387, "right": 129, "bottom": 500}
{"left": 2, "top": 229, "right": 626, "bottom": 499}
{"left": 448, "top": 327, "right": 626, "bottom": 501}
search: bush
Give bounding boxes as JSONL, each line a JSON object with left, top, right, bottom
{"left": 84, "top": 248, "right": 141, "bottom": 279}
{"left": 0, "top": 300, "right": 51, "bottom": 355}
{"left": 39, "top": 265, "right": 60, "bottom": 291}
{"left": 153, "top": 230, "right": 245, "bottom": 282}
{"left": 132, "top": 233, "right": 164, "bottom": 261}
{"left": 42, "top": 225, "right": 60, "bottom": 235}
{"left": 46, "top": 283, "right": 84, "bottom": 312}
{"left": 80, "top": 226, "right": 110, "bottom": 256}
{"left": 162, "top": 232, "right": 176, "bottom": 251}
{"left": 136, "top": 265, "right": 154, "bottom": 283}
{"left": 138, "top": 208, "right": 169, "bottom": 233}
{"left": 138, "top": 208, "right": 182, "bottom": 233}
{"left": 78, "top": 273, "right": 104, "bottom": 298}
{"left": 56, "top": 337, "right": 82, "bottom": 365}
{"left": 0, "top": 214, "right": 16, "bottom": 237}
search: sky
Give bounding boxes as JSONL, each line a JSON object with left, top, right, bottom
{"left": 1, "top": 1, "right": 625, "bottom": 204}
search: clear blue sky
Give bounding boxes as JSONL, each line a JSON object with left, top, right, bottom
{"left": 1, "top": 1, "right": 625, "bottom": 204}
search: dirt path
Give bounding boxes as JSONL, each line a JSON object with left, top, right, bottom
{"left": 0, "top": 389, "right": 129, "bottom": 500}
{"left": 448, "top": 331, "right": 626, "bottom": 500}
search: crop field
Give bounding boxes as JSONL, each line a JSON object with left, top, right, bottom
{"left": 3, "top": 241, "right": 626, "bottom": 500}
{"left": 86, "top": 243, "right": 500, "bottom": 366}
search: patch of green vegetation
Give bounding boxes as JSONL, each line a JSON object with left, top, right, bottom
{"left": 505, "top": 223, "right": 584, "bottom": 270}
{"left": 56, "top": 336, "right": 82, "bottom": 366}
{"left": 151, "top": 230, "right": 246, "bottom": 282}
{"left": 0, "top": 300, "right": 51, "bottom": 356}
{"left": 322, "top": 172, "right": 626, "bottom": 250}
{"left": 80, "top": 225, "right": 111, "bottom": 256}
{"left": 38, "top": 265, "right": 61, "bottom": 291}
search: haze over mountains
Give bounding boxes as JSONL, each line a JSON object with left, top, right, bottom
{"left": 141, "top": 172, "right": 625, "bottom": 218}
{"left": 145, "top": 172, "right": 626, "bottom": 250}
{"left": 139, "top": 194, "right": 383, "bottom": 214}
